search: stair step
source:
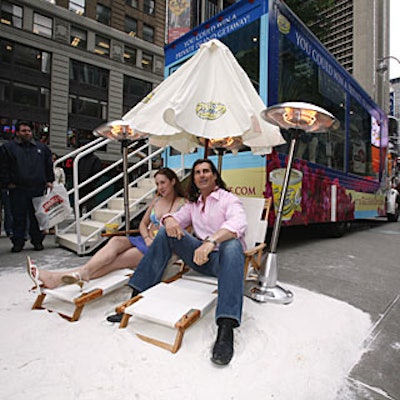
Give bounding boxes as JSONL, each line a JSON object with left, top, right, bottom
{"left": 56, "top": 233, "right": 99, "bottom": 253}
{"left": 128, "top": 187, "right": 153, "bottom": 199}
{"left": 137, "top": 178, "right": 155, "bottom": 189}
{"left": 80, "top": 220, "right": 105, "bottom": 237}
{"left": 108, "top": 198, "right": 138, "bottom": 212}
{"left": 92, "top": 208, "right": 121, "bottom": 223}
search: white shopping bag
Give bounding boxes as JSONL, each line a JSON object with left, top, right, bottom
{"left": 32, "top": 184, "right": 72, "bottom": 230}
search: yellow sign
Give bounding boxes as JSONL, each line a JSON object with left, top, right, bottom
{"left": 222, "top": 167, "right": 265, "bottom": 198}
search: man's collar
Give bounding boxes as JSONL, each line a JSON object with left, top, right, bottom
{"left": 197, "top": 186, "right": 220, "bottom": 203}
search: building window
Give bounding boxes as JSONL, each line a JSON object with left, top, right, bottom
{"left": 1, "top": 1, "right": 22, "bottom": 28}
{"left": 123, "top": 47, "right": 137, "bottom": 67}
{"left": 94, "top": 35, "right": 110, "bottom": 57}
{"left": 124, "top": 16, "right": 137, "bottom": 36}
{"left": 96, "top": 4, "right": 111, "bottom": 25}
{"left": 33, "top": 13, "right": 53, "bottom": 38}
{"left": 141, "top": 52, "right": 153, "bottom": 71}
{"left": 69, "top": 94, "right": 107, "bottom": 119}
{"left": 123, "top": 75, "right": 152, "bottom": 113}
{"left": 13, "top": 82, "right": 50, "bottom": 109}
{"left": 143, "top": 0, "right": 155, "bottom": 15}
{"left": 0, "top": 79, "right": 11, "bottom": 102}
{"left": 69, "top": 0, "right": 85, "bottom": 15}
{"left": 70, "top": 26, "right": 87, "bottom": 50}
{"left": 70, "top": 60, "right": 109, "bottom": 88}
{"left": 143, "top": 24, "right": 154, "bottom": 42}
{"left": 124, "top": 75, "right": 152, "bottom": 96}
{"left": 0, "top": 39, "right": 51, "bottom": 74}
{"left": 125, "top": 0, "right": 138, "bottom": 8}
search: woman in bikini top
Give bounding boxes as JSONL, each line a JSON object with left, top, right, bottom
{"left": 29, "top": 168, "right": 186, "bottom": 289}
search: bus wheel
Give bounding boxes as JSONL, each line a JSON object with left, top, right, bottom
{"left": 315, "top": 222, "right": 350, "bottom": 238}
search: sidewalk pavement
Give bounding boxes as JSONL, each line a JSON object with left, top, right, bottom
{"left": 0, "top": 221, "right": 399, "bottom": 399}
{"left": 0, "top": 233, "right": 90, "bottom": 272}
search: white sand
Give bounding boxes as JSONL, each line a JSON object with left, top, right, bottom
{"left": 0, "top": 271, "right": 371, "bottom": 400}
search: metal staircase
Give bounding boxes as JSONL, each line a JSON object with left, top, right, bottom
{"left": 53, "top": 138, "right": 186, "bottom": 255}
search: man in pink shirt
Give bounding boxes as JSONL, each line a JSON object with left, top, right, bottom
{"left": 107, "top": 159, "right": 247, "bottom": 365}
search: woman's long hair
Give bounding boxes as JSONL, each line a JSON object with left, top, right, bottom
{"left": 154, "top": 168, "right": 185, "bottom": 198}
{"left": 187, "top": 159, "right": 227, "bottom": 202}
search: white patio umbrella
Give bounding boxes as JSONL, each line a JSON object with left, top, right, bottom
{"left": 123, "top": 39, "right": 285, "bottom": 156}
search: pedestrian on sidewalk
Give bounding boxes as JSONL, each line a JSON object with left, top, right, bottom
{"left": 0, "top": 121, "right": 54, "bottom": 252}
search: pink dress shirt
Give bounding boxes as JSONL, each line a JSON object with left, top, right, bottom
{"left": 166, "top": 188, "right": 248, "bottom": 251}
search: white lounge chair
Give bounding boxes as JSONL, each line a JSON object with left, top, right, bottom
{"left": 29, "top": 255, "right": 185, "bottom": 322}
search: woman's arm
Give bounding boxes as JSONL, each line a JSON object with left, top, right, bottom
{"left": 138, "top": 197, "right": 157, "bottom": 246}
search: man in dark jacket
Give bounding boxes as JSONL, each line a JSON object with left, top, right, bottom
{"left": 0, "top": 121, "right": 54, "bottom": 252}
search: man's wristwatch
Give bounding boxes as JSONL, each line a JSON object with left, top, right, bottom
{"left": 204, "top": 236, "right": 217, "bottom": 247}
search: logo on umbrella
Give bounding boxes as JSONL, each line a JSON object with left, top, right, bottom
{"left": 196, "top": 102, "right": 226, "bottom": 120}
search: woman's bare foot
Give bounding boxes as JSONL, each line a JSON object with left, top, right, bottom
{"left": 37, "top": 269, "right": 64, "bottom": 289}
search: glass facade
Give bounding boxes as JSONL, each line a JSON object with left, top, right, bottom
{"left": 70, "top": 26, "right": 87, "bottom": 50}
{"left": 94, "top": 35, "right": 110, "bottom": 57}
{"left": 69, "top": 0, "right": 85, "bottom": 15}
{"left": 70, "top": 60, "right": 108, "bottom": 88}
{"left": 143, "top": 24, "right": 154, "bottom": 42}
{"left": 96, "top": 4, "right": 111, "bottom": 25}
{"left": 143, "top": 0, "right": 155, "bottom": 15}
{"left": 0, "top": 1, "right": 22, "bottom": 28}
{"left": 0, "top": 39, "right": 51, "bottom": 73}
{"left": 141, "top": 52, "right": 153, "bottom": 71}
{"left": 123, "top": 46, "right": 137, "bottom": 66}
{"left": 125, "top": 0, "right": 138, "bottom": 8}
{"left": 123, "top": 75, "right": 153, "bottom": 114}
{"left": 124, "top": 16, "right": 137, "bottom": 36}
{"left": 33, "top": 12, "right": 53, "bottom": 38}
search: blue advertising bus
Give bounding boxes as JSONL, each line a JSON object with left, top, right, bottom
{"left": 162, "top": 0, "right": 390, "bottom": 231}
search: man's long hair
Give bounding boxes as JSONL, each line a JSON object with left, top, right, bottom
{"left": 187, "top": 159, "right": 228, "bottom": 202}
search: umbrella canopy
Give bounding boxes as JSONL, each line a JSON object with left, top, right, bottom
{"left": 123, "top": 39, "right": 285, "bottom": 154}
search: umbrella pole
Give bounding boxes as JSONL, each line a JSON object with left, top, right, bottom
{"left": 217, "top": 148, "right": 224, "bottom": 175}
{"left": 204, "top": 139, "right": 209, "bottom": 158}
{"left": 122, "top": 140, "right": 130, "bottom": 232}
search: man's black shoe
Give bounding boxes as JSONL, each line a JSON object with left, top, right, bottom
{"left": 33, "top": 243, "right": 44, "bottom": 251}
{"left": 211, "top": 318, "right": 236, "bottom": 365}
{"left": 106, "top": 313, "right": 123, "bottom": 323}
{"left": 11, "top": 244, "right": 24, "bottom": 253}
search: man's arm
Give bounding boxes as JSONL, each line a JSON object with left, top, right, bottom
{"left": 193, "top": 228, "right": 236, "bottom": 266}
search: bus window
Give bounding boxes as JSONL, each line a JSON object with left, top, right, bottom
{"left": 349, "top": 99, "right": 373, "bottom": 177}
{"left": 220, "top": 19, "right": 260, "bottom": 91}
{"left": 277, "top": 32, "right": 346, "bottom": 169}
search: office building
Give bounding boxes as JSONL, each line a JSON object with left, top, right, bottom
{"left": 312, "top": 0, "right": 390, "bottom": 112}
{"left": 0, "top": 0, "right": 166, "bottom": 160}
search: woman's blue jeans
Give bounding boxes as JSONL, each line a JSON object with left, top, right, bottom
{"left": 128, "top": 227, "right": 245, "bottom": 326}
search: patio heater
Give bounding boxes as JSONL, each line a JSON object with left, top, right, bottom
{"left": 201, "top": 137, "right": 244, "bottom": 174}
{"left": 94, "top": 120, "right": 147, "bottom": 232}
{"left": 245, "top": 102, "right": 336, "bottom": 304}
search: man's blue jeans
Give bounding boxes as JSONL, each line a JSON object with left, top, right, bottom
{"left": 128, "top": 227, "right": 245, "bottom": 326}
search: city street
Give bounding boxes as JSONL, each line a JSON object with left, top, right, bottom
{"left": 277, "top": 219, "right": 400, "bottom": 399}
{"left": 0, "top": 219, "right": 399, "bottom": 399}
